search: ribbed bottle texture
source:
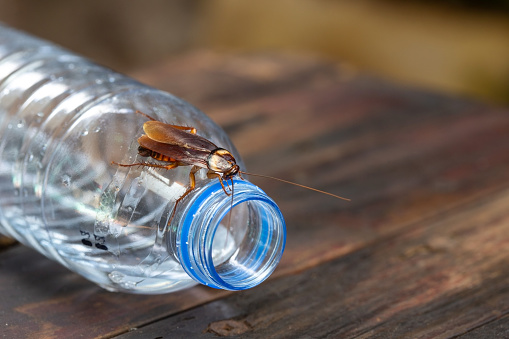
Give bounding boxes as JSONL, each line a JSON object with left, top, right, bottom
{"left": 0, "top": 24, "right": 285, "bottom": 294}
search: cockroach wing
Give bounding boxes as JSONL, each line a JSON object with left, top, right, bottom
{"left": 138, "top": 135, "right": 209, "bottom": 168}
{"left": 143, "top": 121, "right": 218, "bottom": 152}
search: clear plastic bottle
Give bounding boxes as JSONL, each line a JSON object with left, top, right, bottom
{"left": 0, "top": 24, "right": 286, "bottom": 294}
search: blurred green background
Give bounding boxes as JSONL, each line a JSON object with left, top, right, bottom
{"left": 1, "top": 0, "right": 508, "bottom": 104}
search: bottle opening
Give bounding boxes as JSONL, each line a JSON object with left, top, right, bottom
{"left": 177, "top": 179, "right": 286, "bottom": 290}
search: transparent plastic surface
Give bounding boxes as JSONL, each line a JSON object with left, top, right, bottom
{"left": 0, "top": 24, "right": 286, "bottom": 294}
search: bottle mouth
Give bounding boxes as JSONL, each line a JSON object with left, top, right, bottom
{"left": 177, "top": 179, "right": 286, "bottom": 290}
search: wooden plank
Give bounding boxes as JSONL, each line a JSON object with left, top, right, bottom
{"left": 0, "top": 245, "right": 228, "bottom": 338}
{"left": 457, "top": 315, "right": 509, "bottom": 338}
{"left": 2, "top": 52, "right": 509, "bottom": 337}
{"left": 130, "top": 52, "right": 340, "bottom": 108}
{"left": 114, "top": 187, "right": 509, "bottom": 338}
{"left": 1, "top": 53, "right": 362, "bottom": 338}
{"left": 137, "top": 53, "right": 509, "bottom": 275}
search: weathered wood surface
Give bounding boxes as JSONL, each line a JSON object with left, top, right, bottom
{"left": 2, "top": 52, "right": 509, "bottom": 338}
{"left": 117, "top": 188, "right": 509, "bottom": 338}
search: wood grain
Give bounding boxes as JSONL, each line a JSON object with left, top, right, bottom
{"left": 2, "top": 52, "right": 509, "bottom": 338}
{"left": 458, "top": 315, "right": 509, "bottom": 338}
{"left": 114, "top": 187, "right": 509, "bottom": 338}
{"left": 136, "top": 53, "right": 509, "bottom": 275}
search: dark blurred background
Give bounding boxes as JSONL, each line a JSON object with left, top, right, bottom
{"left": 1, "top": 0, "right": 508, "bottom": 104}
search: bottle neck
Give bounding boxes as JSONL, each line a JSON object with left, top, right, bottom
{"left": 175, "top": 179, "right": 286, "bottom": 290}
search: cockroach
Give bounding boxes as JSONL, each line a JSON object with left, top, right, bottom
{"left": 112, "top": 111, "right": 350, "bottom": 226}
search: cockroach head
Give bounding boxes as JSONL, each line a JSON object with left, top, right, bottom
{"left": 207, "top": 148, "right": 239, "bottom": 179}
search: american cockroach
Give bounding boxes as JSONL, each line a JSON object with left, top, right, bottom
{"left": 113, "top": 111, "right": 349, "bottom": 226}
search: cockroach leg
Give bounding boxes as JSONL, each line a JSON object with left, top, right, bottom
{"left": 167, "top": 165, "right": 201, "bottom": 227}
{"left": 207, "top": 171, "right": 232, "bottom": 196}
{"left": 112, "top": 161, "right": 179, "bottom": 171}
{"left": 135, "top": 110, "right": 157, "bottom": 121}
